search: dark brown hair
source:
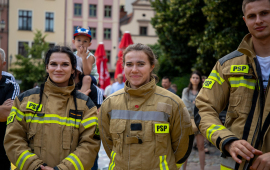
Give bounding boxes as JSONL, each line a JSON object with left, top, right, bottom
{"left": 123, "top": 43, "right": 158, "bottom": 81}
{"left": 187, "top": 71, "right": 202, "bottom": 94}
{"left": 242, "top": 0, "right": 270, "bottom": 14}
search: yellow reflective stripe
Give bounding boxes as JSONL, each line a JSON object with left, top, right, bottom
{"left": 206, "top": 124, "right": 226, "bottom": 144}
{"left": 209, "top": 70, "right": 225, "bottom": 85}
{"left": 109, "top": 151, "right": 116, "bottom": 170}
{"left": 16, "top": 150, "right": 35, "bottom": 170}
{"left": 81, "top": 117, "right": 98, "bottom": 129}
{"left": 25, "top": 113, "right": 81, "bottom": 128}
{"left": 11, "top": 106, "right": 24, "bottom": 121}
{"left": 176, "top": 163, "right": 183, "bottom": 168}
{"left": 221, "top": 164, "right": 233, "bottom": 170}
{"left": 159, "top": 155, "right": 169, "bottom": 170}
{"left": 26, "top": 101, "right": 42, "bottom": 112}
{"left": 228, "top": 76, "right": 256, "bottom": 90}
{"left": 65, "top": 153, "right": 84, "bottom": 170}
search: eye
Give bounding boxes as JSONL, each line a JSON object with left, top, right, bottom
{"left": 50, "top": 63, "right": 57, "bottom": 66}
{"left": 248, "top": 14, "right": 255, "bottom": 18}
{"left": 262, "top": 11, "right": 268, "bottom": 15}
{"left": 62, "top": 63, "right": 69, "bottom": 66}
{"left": 126, "top": 63, "right": 132, "bottom": 67}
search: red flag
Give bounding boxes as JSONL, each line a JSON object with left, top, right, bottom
{"left": 115, "top": 31, "right": 133, "bottom": 79}
{"left": 95, "top": 42, "right": 110, "bottom": 91}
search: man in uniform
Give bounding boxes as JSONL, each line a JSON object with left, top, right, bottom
{"left": 195, "top": 0, "right": 270, "bottom": 169}
{"left": 0, "top": 48, "right": 20, "bottom": 170}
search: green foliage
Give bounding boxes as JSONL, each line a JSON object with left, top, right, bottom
{"left": 171, "top": 74, "right": 190, "bottom": 97}
{"left": 151, "top": 0, "right": 249, "bottom": 76}
{"left": 10, "top": 30, "right": 49, "bottom": 91}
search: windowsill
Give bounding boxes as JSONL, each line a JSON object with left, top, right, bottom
{"left": 104, "top": 17, "right": 112, "bottom": 19}
{"left": 103, "top": 38, "right": 111, "bottom": 40}
{"left": 89, "top": 16, "right": 97, "bottom": 18}
{"left": 45, "top": 31, "right": 54, "bottom": 33}
{"left": 18, "top": 29, "right": 32, "bottom": 31}
{"left": 74, "top": 15, "right": 82, "bottom": 18}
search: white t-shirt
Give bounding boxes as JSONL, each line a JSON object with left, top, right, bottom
{"left": 256, "top": 55, "right": 270, "bottom": 93}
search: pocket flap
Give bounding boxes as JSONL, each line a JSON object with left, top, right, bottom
{"left": 156, "top": 102, "right": 172, "bottom": 115}
{"left": 110, "top": 119, "right": 126, "bottom": 133}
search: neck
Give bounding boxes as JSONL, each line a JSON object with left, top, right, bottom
{"left": 192, "top": 84, "right": 198, "bottom": 91}
{"left": 253, "top": 36, "right": 270, "bottom": 57}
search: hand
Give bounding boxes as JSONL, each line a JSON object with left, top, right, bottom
{"left": 40, "top": 165, "right": 54, "bottom": 170}
{"left": 78, "top": 89, "right": 91, "bottom": 96}
{"left": 225, "top": 140, "right": 263, "bottom": 164}
{"left": 77, "top": 46, "right": 89, "bottom": 60}
{"left": 3, "top": 99, "right": 13, "bottom": 106}
{"left": 250, "top": 152, "right": 270, "bottom": 170}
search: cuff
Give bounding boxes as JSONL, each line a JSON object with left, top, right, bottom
{"left": 35, "top": 163, "right": 47, "bottom": 170}
{"left": 53, "top": 166, "right": 60, "bottom": 170}
{"left": 221, "top": 137, "right": 239, "bottom": 157}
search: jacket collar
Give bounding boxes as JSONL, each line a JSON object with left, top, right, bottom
{"left": 238, "top": 33, "right": 256, "bottom": 58}
{"left": 124, "top": 77, "right": 156, "bottom": 98}
{"left": 44, "top": 78, "right": 75, "bottom": 96}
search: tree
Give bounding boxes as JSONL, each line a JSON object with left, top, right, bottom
{"left": 10, "top": 30, "right": 49, "bottom": 91}
{"left": 189, "top": 0, "right": 248, "bottom": 74}
{"left": 151, "top": 0, "right": 207, "bottom": 77}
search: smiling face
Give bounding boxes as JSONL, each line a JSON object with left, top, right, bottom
{"left": 243, "top": 0, "right": 270, "bottom": 40}
{"left": 46, "top": 52, "right": 74, "bottom": 87}
{"left": 72, "top": 35, "right": 92, "bottom": 50}
{"left": 124, "top": 51, "right": 154, "bottom": 89}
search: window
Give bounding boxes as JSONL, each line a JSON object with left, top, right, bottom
{"left": 104, "top": 28, "right": 111, "bottom": 39}
{"left": 74, "top": 3, "right": 82, "bottom": 16}
{"left": 140, "top": 27, "right": 147, "bottom": 36}
{"left": 90, "top": 27, "right": 96, "bottom": 39}
{"left": 106, "top": 50, "right": 111, "bottom": 63}
{"left": 18, "top": 10, "right": 32, "bottom": 30}
{"left": 89, "top": 4, "right": 97, "bottom": 17}
{"left": 49, "top": 43, "right": 55, "bottom": 49}
{"left": 18, "top": 41, "right": 28, "bottom": 57}
{"left": 45, "top": 12, "right": 54, "bottom": 32}
{"left": 104, "top": 6, "right": 111, "bottom": 18}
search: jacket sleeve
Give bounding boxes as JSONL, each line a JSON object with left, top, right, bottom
{"left": 195, "top": 62, "right": 239, "bottom": 155}
{"left": 98, "top": 99, "right": 113, "bottom": 158}
{"left": 171, "top": 99, "right": 194, "bottom": 165}
{"left": 4, "top": 97, "right": 46, "bottom": 170}
{"left": 56, "top": 98, "right": 101, "bottom": 170}
{"left": 181, "top": 88, "right": 193, "bottom": 116}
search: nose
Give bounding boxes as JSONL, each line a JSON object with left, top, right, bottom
{"left": 255, "top": 15, "right": 263, "bottom": 25}
{"left": 131, "top": 65, "right": 138, "bottom": 73}
{"left": 55, "top": 64, "right": 62, "bottom": 71}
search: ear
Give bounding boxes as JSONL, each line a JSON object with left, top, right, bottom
{"left": 72, "top": 39, "right": 75, "bottom": 44}
{"left": 2, "top": 61, "right": 6, "bottom": 67}
{"left": 243, "top": 16, "right": 246, "bottom": 23}
{"left": 46, "top": 64, "right": 49, "bottom": 73}
{"left": 72, "top": 69, "right": 75, "bottom": 74}
{"left": 150, "top": 64, "right": 155, "bottom": 72}
{"left": 89, "top": 42, "right": 92, "bottom": 46}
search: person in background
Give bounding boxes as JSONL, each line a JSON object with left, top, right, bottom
{"left": 201, "top": 75, "right": 207, "bottom": 83}
{"left": 182, "top": 71, "right": 206, "bottom": 170}
{"left": 4, "top": 46, "right": 100, "bottom": 170}
{"left": 171, "top": 84, "right": 178, "bottom": 93}
{"left": 104, "top": 77, "right": 115, "bottom": 98}
{"left": 162, "top": 76, "right": 176, "bottom": 94}
{"left": 2, "top": 71, "right": 15, "bottom": 82}
{"left": 99, "top": 43, "right": 194, "bottom": 170}
{"left": 110, "top": 74, "right": 125, "bottom": 94}
{"left": 0, "top": 48, "right": 20, "bottom": 170}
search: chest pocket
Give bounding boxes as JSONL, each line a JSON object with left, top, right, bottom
{"left": 153, "top": 122, "right": 170, "bottom": 156}
{"left": 27, "top": 121, "right": 43, "bottom": 157}
{"left": 110, "top": 119, "right": 126, "bottom": 157}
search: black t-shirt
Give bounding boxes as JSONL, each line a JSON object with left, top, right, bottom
{"left": 0, "top": 76, "right": 18, "bottom": 157}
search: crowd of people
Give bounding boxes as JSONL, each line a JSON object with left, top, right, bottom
{"left": 1, "top": 0, "right": 270, "bottom": 170}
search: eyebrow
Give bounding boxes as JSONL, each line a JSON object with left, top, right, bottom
{"left": 49, "top": 61, "right": 70, "bottom": 64}
{"left": 126, "top": 61, "right": 146, "bottom": 63}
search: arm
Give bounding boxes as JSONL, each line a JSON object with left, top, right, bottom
{"left": 171, "top": 100, "right": 194, "bottom": 165}
{"left": 0, "top": 105, "right": 12, "bottom": 122}
{"left": 77, "top": 47, "right": 93, "bottom": 75}
{"left": 195, "top": 62, "right": 238, "bottom": 154}
{"left": 4, "top": 97, "right": 46, "bottom": 170}
{"left": 98, "top": 100, "right": 113, "bottom": 158}
{"left": 181, "top": 88, "right": 193, "bottom": 116}
{"left": 55, "top": 98, "right": 100, "bottom": 170}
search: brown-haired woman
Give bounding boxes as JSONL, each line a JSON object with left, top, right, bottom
{"left": 99, "top": 43, "right": 194, "bottom": 169}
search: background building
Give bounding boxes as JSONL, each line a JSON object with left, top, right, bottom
{"left": 120, "top": 0, "right": 158, "bottom": 45}
{"left": 65, "top": 0, "right": 120, "bottom": 71}
{"left": 0, "top": 0, "right": 8, "bottom": 71}
{"left": 8, "top": 0, "right": 65, "bottom": 68}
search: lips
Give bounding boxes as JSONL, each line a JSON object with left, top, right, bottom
{"left": 255, "top": 26, "right": 266, "bottom": 31}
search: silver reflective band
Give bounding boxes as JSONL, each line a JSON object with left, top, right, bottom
{"left": 109, "top": 110, "right": 170, "bottom": 122}
{"left": 220, "top": 156, "right": 235, "bottom": 169}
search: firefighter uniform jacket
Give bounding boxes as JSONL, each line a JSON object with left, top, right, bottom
{"left": 99, "top": 77, "right": 194, "bottom": 170}
{"left": 4, "top": 78, "right": 100, "bottom": 170}
{"left": 195, "top": 33, "right": 270, "bottom": 170}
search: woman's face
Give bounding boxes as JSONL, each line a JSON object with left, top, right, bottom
{"left": 190, "top": 73, "right": 200, "bottom": 86}
{"left": 46, "top": 52, "right": 74, "bottom": 87}
{"left": 124, "top": 51, "right": 154, "bottom": 89}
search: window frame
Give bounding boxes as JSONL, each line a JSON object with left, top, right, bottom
{"left": 18, "top": 10, "right": 32, "bottom": 31}
{"left": 89, "top": 4, "right": 97, "bottom": 17}
{"left": 74, "top": 3, "right": 82, "bottom": 16}
{"left": 104, "top": 28, "right": 111, "bottom": 40}
{"left": 90, "top": 27, "right": 96, "bottom": 39}
{"left": 139, "top": 26, "right": 148, "bottom": 36}
{"left": 106, "top": 50, "right": 111, "bottom": 63}
{"left": 104, "top": 5, "right": 112, "bottom": 18}
{"left": 18, "top": 41, "right": 29, "bottom": 57}
{"left": 45, "top": 12, "right": 54, "bottom": 32}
